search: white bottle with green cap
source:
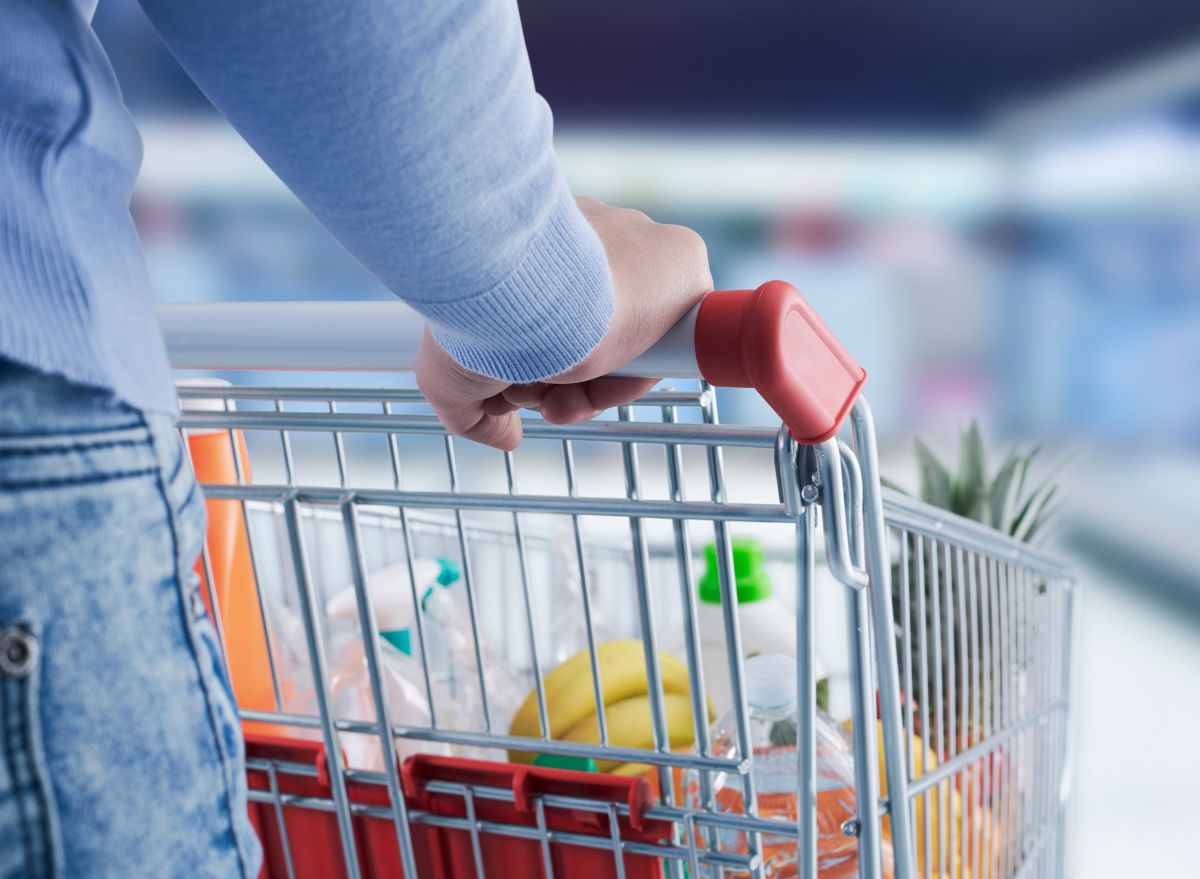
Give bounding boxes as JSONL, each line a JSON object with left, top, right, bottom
{"left": 324, "top": 559, "right": 455, "bottom": 768}
{"left": 695, "top": 538, "right": 822, "bottom": 716}
{"left": 326, "top": 558, "right": 461, "bottom": 656}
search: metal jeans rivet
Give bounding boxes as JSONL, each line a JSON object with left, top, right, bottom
{"left": 0, "top": 628, "right": 39, "bottom": 678}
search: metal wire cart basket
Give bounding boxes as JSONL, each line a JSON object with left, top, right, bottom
{"left": 160, "top": 281, "right": 1076, "bottom": 879}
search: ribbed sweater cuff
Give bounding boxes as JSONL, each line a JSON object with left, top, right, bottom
{"left": 420, "top": 193, "right": 614, "bottom": 383}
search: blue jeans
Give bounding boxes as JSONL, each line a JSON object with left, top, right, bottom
{"left": 0, "top": 361, "right": 261, "bottom": 877}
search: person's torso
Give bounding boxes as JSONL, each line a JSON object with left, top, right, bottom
{"left": 0, "top": 0, "right": 175, "bottom": 413}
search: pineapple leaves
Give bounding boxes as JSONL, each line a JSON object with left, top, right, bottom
{"left": 953, "top": 422, "right": 988, "bottom": 521}
{"left": 988, "top": 448, "right": 1024, "bottom": 531}
{"left": 1012, "top": 447, "right": 1073, "bottom": 541}
{"left": 901, "top": 426, "right": 1065, "bottom": 547}
{"left": 915, "top": 438, "right": 952, "bottom": 510}
{"left": 1014, "top": 443, "right": 1042, "bottom": 505}
{"left": 1012, "top": 480, "right": 1058, "bottom": 542}
{"left": 1024, "top": 501, "right": 1064, "bottom": 546}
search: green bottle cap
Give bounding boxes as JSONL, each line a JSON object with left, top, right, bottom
{"left": 698, "top": 538, "right": 772, "bottom": 604}
{"left": 380, "top": 629, "right": 412, "bottom": 656}
{"left": 532, "top": 753, "right": 598, "bottom": 773}
{"left": 436, "top": 558, "right": 461, "bottom": 586}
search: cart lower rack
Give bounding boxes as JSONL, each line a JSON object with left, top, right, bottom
{"left": 161, "top": 281, "right": 1076, "bottom": 879}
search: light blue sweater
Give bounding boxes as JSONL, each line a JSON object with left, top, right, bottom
{"left": 0, "top": 0, "right": 614, "bottom": 414}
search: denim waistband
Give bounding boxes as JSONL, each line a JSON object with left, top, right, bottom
{"left": 0, "top": 360, "right": 146, "bottom": 434}
{"left": 0, "top": 359, "right": 176, "bottom": 489}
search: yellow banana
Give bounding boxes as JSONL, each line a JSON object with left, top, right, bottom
{"left": 608, "top": 762, "right": 652, "bottom": 777}
{"left": 854, "top": 718, "right": 997, "bottom": 879}
{"left": 508, "top": 640, "right": 694, "bottom": 760}
{"left": 561, "top": 692, "right": 698, "bottom": 773}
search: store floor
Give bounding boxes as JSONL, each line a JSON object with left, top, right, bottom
{"left": 1069, "top": 554, "right": 1200, "bottom": 877}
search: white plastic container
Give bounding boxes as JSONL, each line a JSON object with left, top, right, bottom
{"left": 326, "top": 639, "right": 448, "bottom": 769}
{"left": 693, "top": 538, "right": 823, "bottom": 716}
{"left": 326, "top": 559, "right": 442, "bottom": 639}
{"left": 324, "top": 559, "right": 452, "bottom": 768}
{"left": 326, "top": 557, "right": 523, "bottom": 761}
{"left": 683, "top": 653, "right": 864, "bottom": 878}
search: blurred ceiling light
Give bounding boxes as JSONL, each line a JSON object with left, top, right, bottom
{"left": 1017, "top": 118, "right": 1200, "bottom": 210}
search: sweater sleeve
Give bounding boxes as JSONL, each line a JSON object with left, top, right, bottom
{"left": 136, "top": 0, "right": 613, "bottom": 382}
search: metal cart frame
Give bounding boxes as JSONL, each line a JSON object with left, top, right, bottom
{"left": 162, "top": 282, "right": 1076, "bottom": 879}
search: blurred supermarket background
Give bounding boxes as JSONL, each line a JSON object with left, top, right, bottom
{"left": 95, "top": 1, "right": 1200, "bottom": 875}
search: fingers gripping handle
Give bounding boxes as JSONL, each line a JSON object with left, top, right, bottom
{"left": 694, "top": 281, "right": 867, "bottom": 444}
{"left": 157, "top": 280, "right": 865, "bottom": 443}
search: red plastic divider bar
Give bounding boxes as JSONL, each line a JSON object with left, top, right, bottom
{"left": 245, "top": 734, "right": 671, "bottom": 878}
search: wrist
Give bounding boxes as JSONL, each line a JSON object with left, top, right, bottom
{"left": 421, "top": 189, "right": 614, "bottom": 383}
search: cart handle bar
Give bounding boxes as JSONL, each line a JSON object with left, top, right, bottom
{"left": 158, "top": 280, "right": 865, "bottom": 444}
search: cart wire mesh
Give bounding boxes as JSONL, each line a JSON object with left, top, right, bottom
{"left": 176, "top": 380, "right": 1075, "bottom": 879}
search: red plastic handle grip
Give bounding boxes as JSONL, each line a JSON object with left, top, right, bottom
{"left": 694, "top": 280, "right": 866, "bottom": 444}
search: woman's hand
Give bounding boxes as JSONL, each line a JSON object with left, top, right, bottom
{"left": 415, "top": 196, "right": 712, "bottom": 450}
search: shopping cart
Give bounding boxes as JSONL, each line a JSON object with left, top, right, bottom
{"left": 159, "top": 281, "right": 1076, "bottom": 879}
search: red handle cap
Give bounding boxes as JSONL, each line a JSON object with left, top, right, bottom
{"left": 695, "top": 280, "right": 866, "bottom": 444}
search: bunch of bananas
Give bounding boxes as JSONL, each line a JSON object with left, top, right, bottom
{"left": 508, "top": 640, "right": 712, "bottom": 774}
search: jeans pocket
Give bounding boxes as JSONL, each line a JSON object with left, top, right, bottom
{"left": 0, "top": 623, "right": 63, "bottom": 879}
{"left": 1, "top": 392, "right": 260, "bottom": 876}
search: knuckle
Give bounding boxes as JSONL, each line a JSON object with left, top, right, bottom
{"left": 664, "top": 225, "right": 712, "bottom": 285}
{"left": 672, "top": 224, "right": 708, "bottom": 256}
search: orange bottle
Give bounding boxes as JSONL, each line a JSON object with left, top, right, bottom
{"left": 181, "top": 382, "right": 277, "bottom": 733}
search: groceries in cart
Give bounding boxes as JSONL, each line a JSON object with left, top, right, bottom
{"left": 684, "top": 654, "right": 893, "bottom": 879}
{"left": 318, "top": 557, "right": 525, "bottom": 767}
{"left": 318, "top": 560, "right": 450, "bottom": 767}
{"left": 664, "top": 537, "right": 824, "bottom": 718}
{"left": 168, "top": 282, "right": 1075, "bottom": 879}
{"left": 412, "top": 556, "right": 526, "bottom": 756}
{"left": 182, "top": 385, "right": 277, "bottom": 728}
{"left": 507, "top": 639, "right": 712, "bottom": 773}
{"left": 863, "top": 714, "right": 1005, "bottom": 879}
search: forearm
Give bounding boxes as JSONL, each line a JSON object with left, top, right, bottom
{"left": 138, "top": 0, "right": 613, "bottom": 381}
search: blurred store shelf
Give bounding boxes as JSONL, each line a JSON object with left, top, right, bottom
{"left": 1066, "top": 455, "right": 1200, "bottom": 601}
